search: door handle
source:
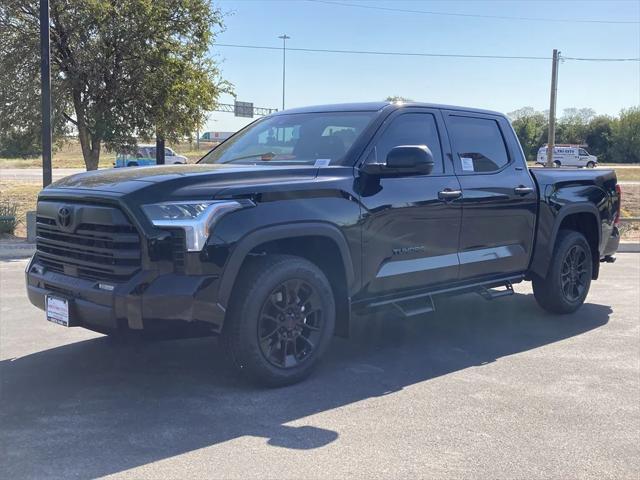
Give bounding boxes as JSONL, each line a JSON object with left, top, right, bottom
{"left": 438, "top": 189, "right": 462, "bottom": 200}
{"left": 514, "top": 186, "right": 534, "bottom": 195}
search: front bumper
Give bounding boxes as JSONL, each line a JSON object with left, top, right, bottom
{"left": 26, "top": 255, "right": 226, "bottom": 334}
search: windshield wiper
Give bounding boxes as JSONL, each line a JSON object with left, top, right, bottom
{"left": 224, "top": 152, "right": 277, "bottom": 163}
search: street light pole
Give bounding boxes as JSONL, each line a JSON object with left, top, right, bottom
{"left": 278, "top": 34, "right": 290, "bottom": 111}
{"left": 39, "top": 0, "right": 52, "bottom": 187}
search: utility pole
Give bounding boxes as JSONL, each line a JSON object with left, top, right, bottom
{"left": 546, "top": 49, "right": 560, "bottom": 168}
{"left": 39, "top": 0, "right": 52, "bottom": 187}
{"left": 278, "top": 34, "right": 290, "bottom": 110}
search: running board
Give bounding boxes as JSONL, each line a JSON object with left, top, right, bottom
{"left": 477, "top": 281, "right": 514, "bottom": 300}
{"left": 357, "top": 275, "right": 523, "bottom": 319}
{"left": 391, "top": 295, "right": 436, "bottom": 317}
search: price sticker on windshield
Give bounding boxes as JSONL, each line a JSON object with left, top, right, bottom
{"left": 460, "top": 156, "right": 474, "bottom": 172}
{"left": 314, "top": 159, "right": 331, "bottom": 167}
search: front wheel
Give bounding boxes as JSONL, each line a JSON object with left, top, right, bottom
{"left": 586, "top": 161, "right": 595, "bottom": 168}
{"left": 222, "top": 254, "right": 335, "bottom": 387}
{"left": 554, "top": 160, "right": 561, "bottom": 167}
{"left": 532, "top": 230, "right": 593, "bottom": 314}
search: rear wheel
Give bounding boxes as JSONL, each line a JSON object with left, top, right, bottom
{"left": 532, "top": 230, "right": 592, "bottom": 314}
{"left": 127, "top": 161, "right": 138, "bottom": 167}
{"left": 554, "top": 160, "right": 561, "bottom": 167}
{"left": 222, "top": 254, "right": 335, "bottom": 387}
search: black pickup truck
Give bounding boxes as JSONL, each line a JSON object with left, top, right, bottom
{"left": 26, "top": 102, "right": 621, "bottom": 386}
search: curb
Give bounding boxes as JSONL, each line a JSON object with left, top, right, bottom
{"left": 0, "top": 243, "right": 36, "bottom": 260}
{"left": 618, "top": 242, "right": 640, "bottom": 253}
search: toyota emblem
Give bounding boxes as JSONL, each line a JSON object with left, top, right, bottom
{"left": 57, "top": 206, "right": 72, "bottom": 228}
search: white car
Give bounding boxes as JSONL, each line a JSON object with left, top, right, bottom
{"left": 536, "top": 145, "right": 598, "bottom": 168}
{"left": 115, "top": 145, "right": 188, "bottom": 168}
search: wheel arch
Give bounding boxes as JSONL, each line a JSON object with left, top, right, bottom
{"left": 530, "top": 203, "right": 601, "bottom": 280}
{"left": 218, "top": 223, "right": 356, "bottom": 338}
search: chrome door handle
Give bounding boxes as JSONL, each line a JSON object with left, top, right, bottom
{"left": 438, "top": 189, "right": 462, "bottom": 200}
{"left": 514, "top": 186, "right": 534, "bottom": 195}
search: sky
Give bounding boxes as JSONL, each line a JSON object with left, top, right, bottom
{"left": 205, "top": 0, "right": 640, "bottom": 132}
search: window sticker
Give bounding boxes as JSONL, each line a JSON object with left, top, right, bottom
{"left": 314, "top": 159, "right": 331, "bottom": 167}
{"left": 460, "top": 156, "right": 474, "bottom": 172}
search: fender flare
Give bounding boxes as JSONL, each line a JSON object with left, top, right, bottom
{"left": 217, "top": 222, "right": 356, "bottom": 310}
{"left": 530, "top": 202, "right": 601, "bottom": 279}
{"left": 549, "top": 203, "right": 601, "bottom": 254}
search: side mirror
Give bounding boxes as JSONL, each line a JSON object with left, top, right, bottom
{"left": 361, "top": 145, "right": 435, "bottom": 176}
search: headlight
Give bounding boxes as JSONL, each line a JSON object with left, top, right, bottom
{"left": 142, "top": 200, "right": 245, "bottom": 251}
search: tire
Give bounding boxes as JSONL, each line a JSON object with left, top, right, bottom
{"left": 127, "top": 161, "right": 138, "bottom": 167}
{"left": 554, "top": 160, "right": 561, "bottom": 167}
{"left": 532, "top": 230, "right": 593, "bottom": 314}
{"left": 586, "top": 161, "right": 595, "bottom": 168}
{"left": 222, "top": 254, "right": 336, "bottom": 387}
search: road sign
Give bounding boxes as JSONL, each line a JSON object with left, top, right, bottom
{"left": 234, "top": 101, "right": 254, "bottom": 118}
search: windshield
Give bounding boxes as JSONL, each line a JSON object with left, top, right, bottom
{"left": 198, "top": 112, "right": 375, "bottom": 166}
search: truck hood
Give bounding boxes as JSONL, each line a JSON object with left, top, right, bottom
{"left": 46, "top": 163, "right": 321, "bottom": 198}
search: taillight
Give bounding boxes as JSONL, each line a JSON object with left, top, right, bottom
{"left": 614, "top": 184, "right": 622, "bottom": 226}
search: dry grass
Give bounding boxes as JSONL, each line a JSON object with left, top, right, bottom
{"left": 0, "top": 181, "right": 42, "bottom": 237}
{"left": 0, "top": 140, "right": 217, "bottom": 169}
{"left": 612, "top": 168, "right": 640, "bottom": 182}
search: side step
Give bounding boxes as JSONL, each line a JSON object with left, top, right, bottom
{"left": 391, "top": 295, "right": 436, "bottom": 317}
{"left": 477, "top": 281, "right": 514, "bottom": 300}
{"left": 358, "top": 275, "right": 524, "bottom": 318}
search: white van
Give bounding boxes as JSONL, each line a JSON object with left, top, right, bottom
{"left": 536, "top": 145, "right": 598, "bottom": 168}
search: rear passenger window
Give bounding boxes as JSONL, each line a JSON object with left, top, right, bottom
{"left": 448, "top": 116, "right": 509, "bottom": 173}
{"left": 373, "top": 113, "right": 443, "bottom": 174}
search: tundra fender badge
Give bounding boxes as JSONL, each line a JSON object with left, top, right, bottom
{"left": 392, "top": 246, "right": 426, "bottom": 256}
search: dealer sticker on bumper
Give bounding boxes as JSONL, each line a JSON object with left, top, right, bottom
{"left": 46, "top": 295, "right": 69, "bottom": 327}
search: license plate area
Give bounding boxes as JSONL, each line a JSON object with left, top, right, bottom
{"left": 46, "top": 295, "right": 70, "bottom": 327}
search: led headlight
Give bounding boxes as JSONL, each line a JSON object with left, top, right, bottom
{"left": 142, "top": 200, "right": 245, "bottom": 251}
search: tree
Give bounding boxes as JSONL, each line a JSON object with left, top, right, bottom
{"left": 0, "top": 4, "right": 69, "bottom": 157}
{"left": 611, "top": 107, "right": 640, "bottom": 164}
{"left": 0, "top": 0, "right": 231, "bottom": 170}
{"left": 585, "top": 115, "right": 615, "bottom": 163}
{"left": 507, "top": 107, "right": 547, "bottom": 160}
{"left": 385, "top": 96, "right": 413, "bottom": 102}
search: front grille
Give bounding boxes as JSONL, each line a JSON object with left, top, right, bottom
{"left": 168, "top": 229, "right": 186, "bottom": 271}
{"left": 35, "top": 201, "right": 141, "bottom": 282}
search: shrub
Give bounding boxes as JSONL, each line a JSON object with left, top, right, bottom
{"left": 0, "top": 202, "right": 18, "bottom": 234}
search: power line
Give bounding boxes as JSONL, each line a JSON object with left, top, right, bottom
{"left": 307, "top": 0, "right": 640, "bottom": 25}
{"left": 217, "top": 43, "right": 548, "bottom": 60}
{"left": 216, "top": 43, "right": 640, "bottom": 62}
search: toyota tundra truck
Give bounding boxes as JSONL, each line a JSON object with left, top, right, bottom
{"left": 26, "top": 102, "right": 621, "bottom": 386}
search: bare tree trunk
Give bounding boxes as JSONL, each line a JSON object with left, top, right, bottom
{"left": 76, "top": 123, "right": 101, "bottom": 170}
{"left": 73, "top": 90, "right": 101, "bottom": 170}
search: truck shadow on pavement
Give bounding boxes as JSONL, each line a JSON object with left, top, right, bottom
{"left": 0, "top": 292, "right": 611, "bottom": 478}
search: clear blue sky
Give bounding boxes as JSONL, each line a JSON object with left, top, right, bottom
{"left": 206, "top": 0, "right": 640, "bottom": 132}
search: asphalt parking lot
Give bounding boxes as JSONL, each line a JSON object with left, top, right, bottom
{"left": 1, "top": 255, "right": 638, "bottom": 479}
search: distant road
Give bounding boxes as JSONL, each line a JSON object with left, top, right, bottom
{"left": 0, "top": 168, "right": 84, "bottom": 182}
{"left": 1, "top": 166, "right": 639, "bottom": 185}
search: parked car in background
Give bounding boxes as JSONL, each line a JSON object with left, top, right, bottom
{"left": 114, "top": 144, "right": 188, "bottom": 167}
{"left": 536, "top": 145, "right": 598, "bottom": 168}
{"left": 200, "top": 131, "right": 235, "bottom": 142}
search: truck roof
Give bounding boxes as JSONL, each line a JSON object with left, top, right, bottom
{"left": 273, "top": 101, "right": 505, "bottom": 117}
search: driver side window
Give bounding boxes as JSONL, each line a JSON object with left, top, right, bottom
{"left": 372, "top": 113, "right": 443, "bottom": 174}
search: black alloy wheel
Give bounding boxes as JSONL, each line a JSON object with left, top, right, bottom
{"left": 258, "top": 279, "right": 324, "bottom": 369}
{"left": 560, "top": 245, "right": 589, "bottom": 302}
